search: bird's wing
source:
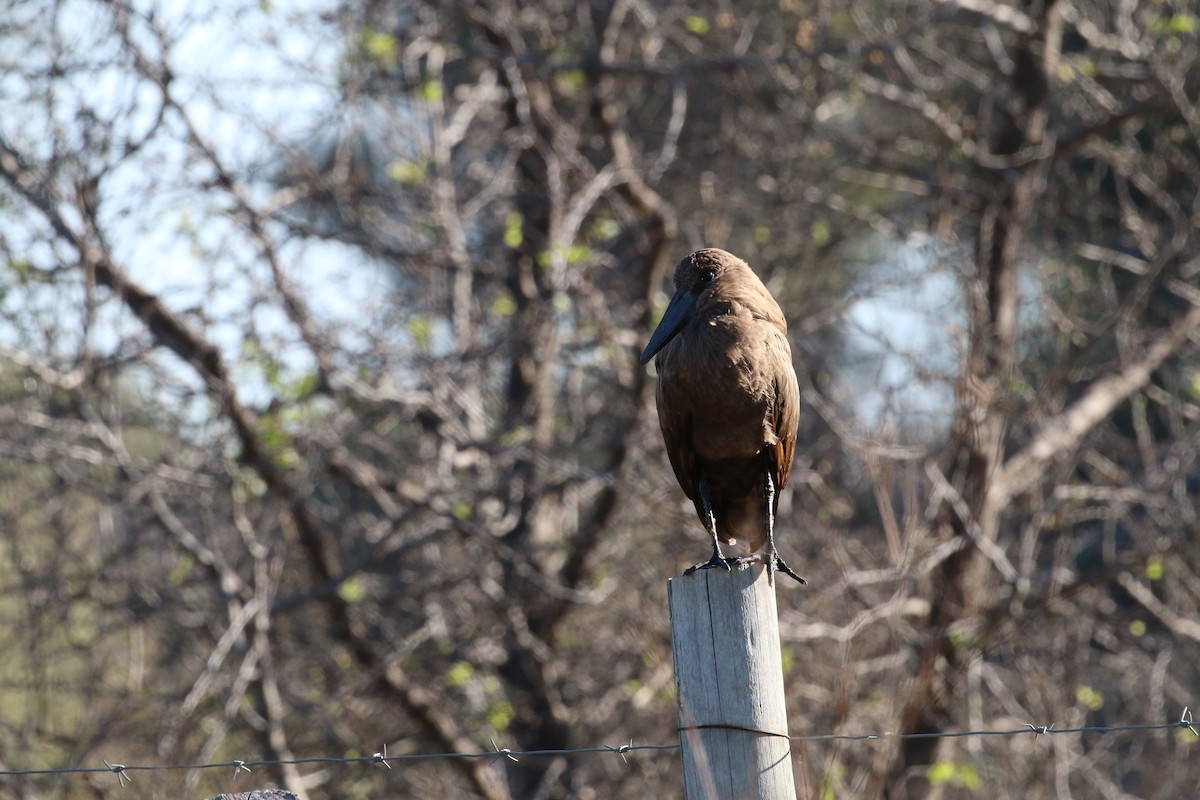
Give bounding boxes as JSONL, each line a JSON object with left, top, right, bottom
{"left": 657, "top": 375, "right": 698, "bottom": 502}
{"left": 770, "top": 349, "right": 801, "bottom": 498}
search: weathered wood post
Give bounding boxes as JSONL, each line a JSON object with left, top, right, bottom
{"left": 669, "top": 565, "right": 796, "bottom": 800}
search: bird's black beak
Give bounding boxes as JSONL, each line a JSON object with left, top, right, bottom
{"left": 641, "top": 289, "right": 694, "bottom": 364}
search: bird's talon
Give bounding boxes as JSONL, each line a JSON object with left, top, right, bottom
{"left": 772, "top": 556, "right": 807, "bottom": 585}
{"left": 683, "top": 555, "right": 736, "bottom": 575}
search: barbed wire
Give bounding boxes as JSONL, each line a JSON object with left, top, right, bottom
{"left": 0, "top": 708, "right": 1193, "bottom": 785}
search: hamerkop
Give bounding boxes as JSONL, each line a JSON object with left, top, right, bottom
{"left": 641, "top": 248, "right": 805, "bottom": 585}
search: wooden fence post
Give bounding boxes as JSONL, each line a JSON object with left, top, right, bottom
{"left": 669, "top": 565, "right": 796, "bottom": 800}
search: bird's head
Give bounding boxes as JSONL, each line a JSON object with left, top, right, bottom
{"left": 640, "top": 249, "right": 769, "bottom": 364}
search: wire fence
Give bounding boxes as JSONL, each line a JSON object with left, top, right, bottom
{"left": 0, "top": 709, "right": 1194, "bottom": 786}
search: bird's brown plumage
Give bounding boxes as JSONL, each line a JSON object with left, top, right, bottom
{"left": 642, "top": 249, "right": 802, "bottom": 580}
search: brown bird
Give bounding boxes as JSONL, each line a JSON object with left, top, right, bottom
{"left": 642, "top": 249, "right": 805, "bottom": 585}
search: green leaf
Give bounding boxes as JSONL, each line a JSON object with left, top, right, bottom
{"left": 239, "top": 470, "right": 268, "bottom": 498}
{"left": 386, "top": 159, "right": 428, "bottom": 184}
{"left": 1076, "top": 685, "right": 1104, "bottom": 711}
{"left": 419, "top": 78, "right": 443, "bottom": 104}
{"left": 491, "top": 290, "right": 517, "bottom": 318}
{"left": 927, "top": 761, "right": 980, "bottom": 790}
{"left": 500, "top": 425, "right": 528, "bottom": 445}
{"left": 447, "top": 661, "right": 473, "bottom": 687}
{"left": 273, "top": 447, "right": 301, "bottom": 469}
{"left": 338, "top": 577, "right": 367, "bottom": 603}
{"left": 927, "top": 762, "right": 955, "bottom": 787}
{"left": 685, "top": 16, "right": 710, "bottom": 35}
{"left": 1146, "top": 554, "right": 1164, "bottom": 581}
{"left": 487, "top": 700, "right": 516, "bottom": 731}
{"left": 588, "top": 217, "right": 620, "bottom": 241}
{"left": 1149, "top": 13, "right": 1198, "bottom": 36}
{"left": 554, "top": 69, "right": 586, "bottom": 96}
{"left": 287, "top": 372, "right": 321, "bottom": 402}
{"left": 169, "top": 553, "right": 195, "bottom": 587}
{"left": 818, "top": 761, "right": 845, "bottom": 800}
{"left": 536, "top": 244, "right": 592, "bottom": 268}
{"left": 811, "top": 218, "right": 831, "bottom": 247}
{"left": 363, "top": 30, "right": 398, "bottom": 70}
{"left": 780, "top": 646, "right": 795, "bottom": 675}
{"left": 258, "top": 416, "right": 291, "bottom": 450}
{"left": 504, "top": 212, "right": 523, "bottom": 248}
{"left": 408, "top": 314, "right": 433, "bottom": 351}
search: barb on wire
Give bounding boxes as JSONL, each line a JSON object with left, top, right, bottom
{"left": 489, "top": 738, "right": 519, "bottom": 764}
{"left": 0, "top": 711, "right": 1190, "bottom": 781}
{"left": 103, "top": 760, "right": 130, "bottom": 787}
{"left": 1181, "top": 706, "right": 1198, "bottom": 737}
{"left": 606, "top": 738, "right": 635, "bottom": 764}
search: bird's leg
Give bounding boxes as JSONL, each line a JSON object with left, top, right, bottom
{"left": 760, "top": 470, "right": 806, "bottom": 587}
{"left": 684, "top": 474, "right": 733, "bottom": 575}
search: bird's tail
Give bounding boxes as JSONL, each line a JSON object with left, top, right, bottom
{"left": 717, "top": 497, "right": 769, "bottom": 554}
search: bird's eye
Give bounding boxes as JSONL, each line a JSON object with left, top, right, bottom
{"left": 699, "top": 268, "right": 716, "bottom": 284}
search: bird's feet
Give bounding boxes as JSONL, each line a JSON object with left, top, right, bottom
{"left": 770, "top": 555, "right": 807, "bottom": 585}
{"left": 683, "top": 552, "right": 738, "bottom": 575}
{"left": 738, "top": 552, "right": 807, "bottom": 586}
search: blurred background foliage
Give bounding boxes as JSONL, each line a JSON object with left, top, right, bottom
{"left": 1, "top": 0, "right": 1199, "bottom": 797}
